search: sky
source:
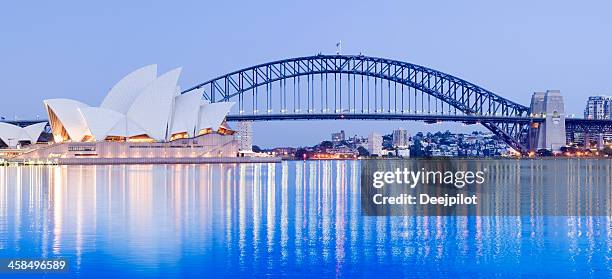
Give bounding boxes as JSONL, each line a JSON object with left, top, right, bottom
{"left": 1, "top": 1, "right": 611, "bottom": 147}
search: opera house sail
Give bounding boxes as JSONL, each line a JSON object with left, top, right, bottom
{"left": 5, "top": 65, "right": 272, "bottom": 164}
{"left": 0, "top": 122, "right": 46, "bottom": 148}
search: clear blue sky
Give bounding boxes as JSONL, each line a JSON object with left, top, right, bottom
{"left": 1, "top": 1, "right": 611, "bottom": 147}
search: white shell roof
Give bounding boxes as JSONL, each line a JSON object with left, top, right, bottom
{"left": 44, "top": 98, "right": 91, "bottom": 141}
{"left": 127, "top": 68, "right": 182, "bottom": 141}
{"left": 169, "top": 88, "right": 203, "bottom": 137}
{"left": 0, "top": 122, "right": 26, "bottom": 146}
{"left": 23, "top": 122, "right": 47, "bottom": 143}
{"left": 100, "top": 65, "right": 157, "bottom": 114}
{"left": 197, "top": 102, "right": 235, "bottom": 131}
{"left": 0, "top": 122, "right": 46, "bottom": 146}
{"left": 106, "top": 115, "right": 148, "bottom": 138}
{"left": 79, "top": 107, "right": 125, "bottom": 141}
{"left": 43, "top": 65, "right": 234, "bottom": 143}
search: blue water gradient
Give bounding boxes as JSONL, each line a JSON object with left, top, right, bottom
{"left": 0, "top": 161, "right": 609, "bottom": 278}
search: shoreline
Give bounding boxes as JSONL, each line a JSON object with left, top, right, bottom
{"left": 2, "top": 156, "right": 610, "bottom": 166}
{"left": 3, "top": 156, "right": 281, "bottom": 166}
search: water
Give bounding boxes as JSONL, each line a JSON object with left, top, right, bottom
{"left": 0, "top": 160, "right": 610, "bottom": 278}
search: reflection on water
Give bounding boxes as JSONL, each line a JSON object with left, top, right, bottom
{"left": 361, "top": 159, "right": 612, "bottom": 216}
{"left": 0, "top": 160, "right": 610, "bottom": 277}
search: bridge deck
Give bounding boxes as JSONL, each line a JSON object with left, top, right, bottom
{"left": 225, "top": 113, "right": 542, "bottom": 123}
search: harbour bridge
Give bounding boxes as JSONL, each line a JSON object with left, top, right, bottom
{"left": 183, "top": 54, "right": 612, "bottom": 152}
{"left": 4, "top": 54, "right": 612, "bottom": 152}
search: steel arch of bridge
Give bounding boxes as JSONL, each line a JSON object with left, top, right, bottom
{"left": 184, "top": 54, "right": 532, "bottom": 151}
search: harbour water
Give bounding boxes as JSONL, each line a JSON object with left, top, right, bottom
{"left": 0, "top": 160, "right": 610, "bottom": 277}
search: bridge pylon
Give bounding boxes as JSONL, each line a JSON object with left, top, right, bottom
{"left": 528, "top": 90, "right": 566, "bottom": 152}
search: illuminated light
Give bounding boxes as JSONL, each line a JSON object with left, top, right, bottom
{"left": 104, "top": 135, "right": 126, "bottom": 142}
{"left": 217, "top": 126, "right": 236, "bottom": 136}
{"left": 169, "top": 132, "right": 189, "bottom": 141}
{"left": 197, "top": 128, "right": 213, "bottom": 136}
{"left": 81, "top": 135, "right": 95, "bottom": 142}
{"left": 128, "top": 134, "right": 155, "bottom": 143}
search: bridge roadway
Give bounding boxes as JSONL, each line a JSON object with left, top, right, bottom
{"left": 225, "top": 114, "right": 612, "bottom": 134}
{"left": 5, "top": 117, "right": 610, "bottom": 129}
{"left": 225, "top": 113, "right": 541, "bottom": 124}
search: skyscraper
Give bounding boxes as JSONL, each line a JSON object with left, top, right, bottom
{"left": 584, "top": 96, "right": 612, "bottom": 119}
{"left": 331, "top": 130, "right": 345, "bottom": 144}
{"left": 392, "top": 128, "right": 410, "bottom": 148}
{"left": 367, "top": 133, "right": 383, "bottom": 156}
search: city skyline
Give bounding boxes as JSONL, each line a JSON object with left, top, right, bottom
{"left": 2, "top": 1, "right": 612, "bottom": 147}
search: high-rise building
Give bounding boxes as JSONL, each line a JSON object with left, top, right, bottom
{"left": 584, "top": 96, "right": 612, "bottom": 120}
{"left": 367, "top": 133, "right": 382, "bottom": 156}
{"left": 331, "top": 130, "right": 345, "bottom": 143}
{"left": 580, "top": 96, "right": 612, "bottom": 146}
{"left": 392, "top": 128, "right": 409, "bottom": 148}
{"left": 237, "top": 121, "right": 253, "bottom": 152}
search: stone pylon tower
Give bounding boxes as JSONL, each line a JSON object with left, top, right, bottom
{"left": 528, "top": 90, "right": 566, "bottom": 151}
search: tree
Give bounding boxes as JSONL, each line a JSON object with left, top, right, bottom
{"left": 252, "top": 145, "right": 262, "bottom": 153}
{"left": 357, "top": 146, "right": 370, "bottom": 157}
{"left": 294, "top": 148, "right": 309, "bottom": 159}
{"left": 410, "top": 140, "right": 426, "bottom": 157}
{"left": 537, "top": 149, "right": 553, "bottom": 157}
{"left": 319, "top": 141, "right": 333, "bottom": 148}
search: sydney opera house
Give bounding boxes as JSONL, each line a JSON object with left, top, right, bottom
{"left": 3, "top": 65, "right": 260, "bottom": 164}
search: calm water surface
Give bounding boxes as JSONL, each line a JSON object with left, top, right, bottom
{"left": 0, "top": 160, "right": 610, "bottom": 278}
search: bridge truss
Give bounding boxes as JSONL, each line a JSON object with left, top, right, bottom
{"left": 184, "top": 55, "right": 533, "bottom": 151}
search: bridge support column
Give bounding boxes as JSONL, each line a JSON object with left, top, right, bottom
{"left": 528, "top": 90, "right": 566, "bottom": 152}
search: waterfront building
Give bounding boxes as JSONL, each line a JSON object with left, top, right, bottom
{"left": 331, "top": 130, "right": 345, "bottom": 143}
{"left": 10, "top": 65, "right": 243, "bottom": 162}
{"left": 561, "top": 95, "right": 612, "bottom": 147}
{"left": 313, "top": 146, "right": 358, "bottom": 159}
{"left": 397, "top": 148, "right": 410, "bottom": 157}
{"left": 392, "top": 128, "right": 409, "bottom": 148}
{"left": 584, "top": 95, "right": 612, "bottom": 119}
{"left": 44, "top": 65, "right": 234, "bottom": 143}
{"left": 272, "top": 147, "right": 296, "bottom": 158}
{"left": 367, "top": 133, "right": 383, "bottom": 156}
{"left": 237, "top": 121, "right": 253, "bottom": 152}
